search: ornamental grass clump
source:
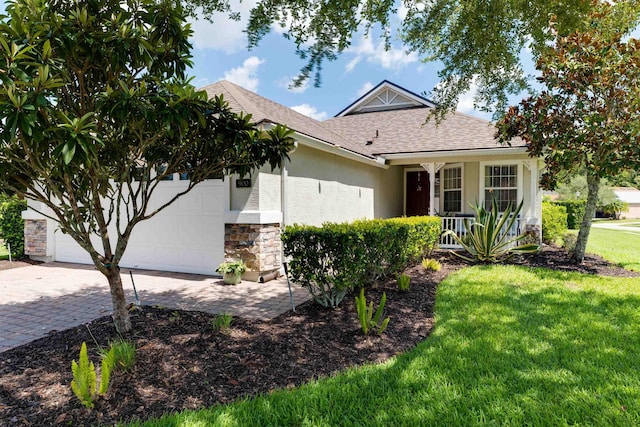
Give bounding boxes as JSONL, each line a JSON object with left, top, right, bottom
{"left": 211, "top": 313, "right": 233, "bottom": 333}
{"left": 445, "top": 199, "right": 539, "bottom": 263}
{"left": 397, "top": 273, "right": 411, "bottom": 291}
{"left": 101, "top": 339, "right": 136, "bottom": 372}
{"left": 421, "top": 258, "right": 442, "bottom": 271}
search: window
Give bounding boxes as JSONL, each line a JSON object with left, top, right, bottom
{"left": 484, "top": 164, "right": 517, "bottom": 211}
{"left": 443, "top": 166, "right": 462, "bottom": 213}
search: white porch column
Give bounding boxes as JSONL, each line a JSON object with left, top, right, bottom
{"left": 420, "top": 163, "right": 445, "bottom": 216}
{"left": 522, "top": 160, "right": 538, "bottom": 222}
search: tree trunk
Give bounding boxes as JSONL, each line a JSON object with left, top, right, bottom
{"left": 106, "top": 267, "right": 132, "bottom": 333}
{"left": 572, "top": 173, "right": 600, "bottom": 263}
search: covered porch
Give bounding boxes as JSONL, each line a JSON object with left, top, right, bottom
{"left": 390, "top": 153, "right": 543, "bottom": 249}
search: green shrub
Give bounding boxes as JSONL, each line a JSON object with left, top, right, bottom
{"left": 353, "top": 219, "right": 409, "bottom": 282}
{"left": 542, "top": 202, "right": 568, "bottom": 244}
{"left": 445, "top": 199, "right": 539, "bottom": 263}
{"left": 397, "top": 274, "right": 411, "bottom": 291}
{"left": 554, "top": 200, "right": 586, "bottom": 229}
{"left": 387, "top": 216, "right": 441, "bottom": 260}
{"left": 282, "top": 222, "right": 367, "bottom": 308}
{"left": 355, "top": 288, "right": 390, "bottom": 336}
{"left": 421, "top": 258, "right": 442, "bottom": 271}
{"left": 211, "top": 313, "right": 233, "bottom": 332}
{"left": 0, "top": 196, "right": 26, "bottom": 257}
{"left": 282, "top": 217, "right": 441, "bottom": 308}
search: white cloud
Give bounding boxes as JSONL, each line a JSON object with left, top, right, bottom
{"left": 221, "top": 56, "right": 265, "bottom": 92}
{"left": 189, "top": 0, "right": 258, "bottom": 54}
{"left": 277, "top": 76, "right": 309, "bottom": 94}
{"left": 291, "top": 104, "right": 328, "bottom": 121}
{"left": 345, "top": 36, "right": 418, "bottom": 72}
{"left": 457, "top": 80, "right": 479, "bottom": 113}
{"left": 356, "top": 81, "right": 374, "bottom": 98}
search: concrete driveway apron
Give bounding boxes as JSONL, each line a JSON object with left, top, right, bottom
{"left": 0, "top": 262, "right": 309, "bottom": 353}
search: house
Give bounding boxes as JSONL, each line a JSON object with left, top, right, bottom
{"left": 613, "top": 187, "right": 640, "bottom": 219}
{"left": 22, "top": 80, "right": 543, "bottom": 279}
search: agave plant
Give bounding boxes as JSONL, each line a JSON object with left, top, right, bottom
{"left": 445, "top": 199, "right": 539, "bottom": 263}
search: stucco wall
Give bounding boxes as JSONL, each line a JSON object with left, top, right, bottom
{"left": 374, "top": 166, "right": 404, "bottom": 219}
{"left": 285, "top": 145, "right": 396, "bottom": 226}
{"left": 625, "top": 204, "right": 640, "bottom": 219}
{"left": 230, "top": 173, "right": 260, "bottom": 211}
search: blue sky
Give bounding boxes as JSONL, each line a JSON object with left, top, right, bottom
{"left": 186, "top": 2, "right": 493, "bottom": 121}
{"left": 3, "top": 1, "right": 638, "bottom": 122}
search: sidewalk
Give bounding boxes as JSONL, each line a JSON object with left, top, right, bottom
{"left": 591, "top": 221, "right": 640, "bottom": 233}
{"left": 0, "top": 262, "right": 310, "bottom": 353}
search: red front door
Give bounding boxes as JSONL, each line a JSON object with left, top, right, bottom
{"left": 406, "top": 171, "right": 430, "bottom": 216}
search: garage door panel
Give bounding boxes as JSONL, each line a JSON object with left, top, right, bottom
{"left": 53, "top": 181, "right": 225, "bottom": 275}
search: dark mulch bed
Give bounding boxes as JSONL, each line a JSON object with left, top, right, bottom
{"left": 512, "top": 244, "right": 640, "bottom": 277}
{"left": 0, "top": 247, "right": 636, "bottom": 426}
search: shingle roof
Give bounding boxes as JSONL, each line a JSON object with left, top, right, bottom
{"left": 323, "top": 107, "right": 526, "bottom": 156}
{"left": 200, "top": 80, "right": 525, "bottom": 159}
{"left": 200, "top": 80, "right": 372, "bottom": 158}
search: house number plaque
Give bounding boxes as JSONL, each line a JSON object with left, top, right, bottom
{"left": 236, "top": 179, "right": 252, "bottom": 188}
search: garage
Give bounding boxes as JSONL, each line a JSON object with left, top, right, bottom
{"left": 53, "top": 180, "right": 225, "bottom": 275}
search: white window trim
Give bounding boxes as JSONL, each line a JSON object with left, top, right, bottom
{"left": 479, "top": 161, "right": 523, "bottom": 211}
{"left": 441, "top": 163, "right": 464, "bottom": 214}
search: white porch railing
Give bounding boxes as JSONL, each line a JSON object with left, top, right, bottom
{"left": 439, "top": 216, "right": 522, "bottom": 249}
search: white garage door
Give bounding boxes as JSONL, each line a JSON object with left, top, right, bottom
{"left": 54, "top": 180, "right": 225, "bottom": 275}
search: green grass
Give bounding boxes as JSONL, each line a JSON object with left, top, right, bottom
{"left": 0, "top": 243, "right": 9, "bottom": 260}
{"left": 587, "top": 228, "right": 640, "bottom": 271}
{"left": 129, "top": 266, "right": 640, "bottom": 426}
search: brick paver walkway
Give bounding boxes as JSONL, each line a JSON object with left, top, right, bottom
{"left": 0, "top": 262, "right": 310, "bottom": 353}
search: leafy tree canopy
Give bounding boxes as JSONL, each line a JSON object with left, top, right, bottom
{"left": 496, "top": 3, "right": 640, "bottom": 262}
{"left": 186, "top": 0, "right": 639, "bottom": 120}
{"left": 556, "top": 175, "right": 618, "bottom": 208}
{"left": 0, "top": 0, "right": 294, "bottom": 331}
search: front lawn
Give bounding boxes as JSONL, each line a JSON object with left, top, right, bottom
{"left": 0, "top": 242, "right": 9, "bottom": 260}
{"left": 132, "top": 266, "right": 640, "bottom": 426}
{"left": 587, "top": 228, "right": 640, "bottom": 271}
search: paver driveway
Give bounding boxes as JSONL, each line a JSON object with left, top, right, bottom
{"left": 0, "top": 262, "right": 309, "bottom": 353}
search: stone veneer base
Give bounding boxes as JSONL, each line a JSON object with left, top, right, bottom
{"left": 24, "top": 219, "right": 47, "bottom": 257}
{"left": 224, "top": 223, "right": 282, "bottom": 281}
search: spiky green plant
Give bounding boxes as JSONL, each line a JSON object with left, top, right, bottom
{"left": 211, "top": 313, "right": 234, "bottom": 332}
{"left": 99, "top": 347, "right": 115, "bottom": 396}
{"left": 421, "top": 258, "right": 442, "bottom": 271}
{"left": 445, "top": 199, "right": 539, "bottom": 263}
{"left": 105, "top": 339, "right": 136, "bottom": 372}
{"left": 355, "top": 288, "right": 390, "bottom": 336}
{"left": 71, "top": 342, "right": 97, "bottom": 409}
{"left": 397, "top": 274, "right": 411, "bottom": 291}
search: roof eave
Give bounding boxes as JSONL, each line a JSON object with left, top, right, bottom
{"left": 379, "top": 146, "right": 530, "bottom": 161}
{"left": 259, "top": 122, "right": 388, "bottom": 170}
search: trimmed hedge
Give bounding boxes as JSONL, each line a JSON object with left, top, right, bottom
{"left": 553, "top": 200, "right": 586, "bottom": 230}
{"left": 542, "top": 202, "right": 568, "bottom": 244}
{"left": 387, "top": 216, "right": 441, "bottom": 261}
{"left": 282, "top": 216, "right": 441, "bottom": 308}
{"left": 0, "top": 196, "right": 27, "bottom": 257}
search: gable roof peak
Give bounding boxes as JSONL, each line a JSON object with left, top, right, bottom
{"left": 335, "top": 80, "right": 437, "bottom": 117}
